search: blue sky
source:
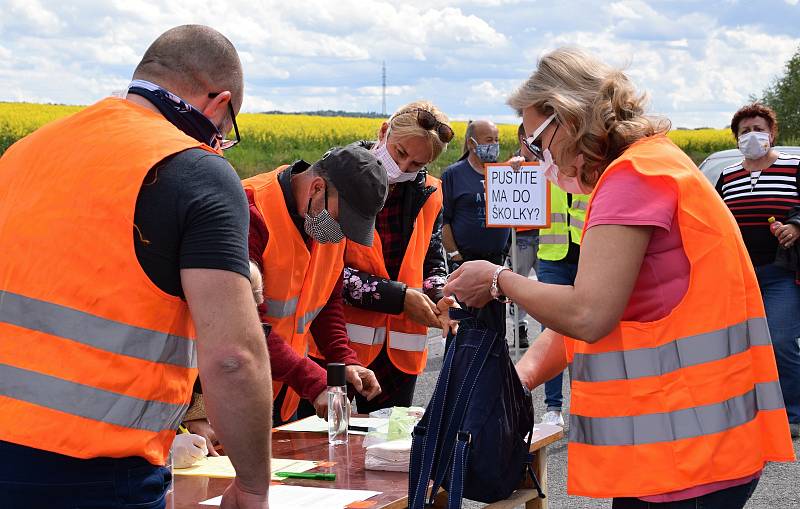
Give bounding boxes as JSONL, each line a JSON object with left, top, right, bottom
{"left": 0, "top": 0, "right": 798, "bottom": 128}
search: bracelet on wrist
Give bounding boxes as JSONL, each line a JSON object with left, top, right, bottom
{"left": 490, "top": 266, "right": 512, "bottom": 303}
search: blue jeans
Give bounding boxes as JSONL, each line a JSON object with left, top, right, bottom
{"left": 0, "top": 441, "right": 170, "bottom": 509}
{"left": 756, "top": 263, "right": 800, "bottom": 424}
{"left": 612, "top": 477, "right": 759, "bottom": 508}
{"left": 536, "top": 259, "right": 579, "bottom": 411}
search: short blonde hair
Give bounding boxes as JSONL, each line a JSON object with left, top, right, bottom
{"left": 507, "top": 47, "right": 670, "bottom": 187}
{"left": 248, "top": 260, "right": 264, "bottom": 305}
{"left": 384, "top": 100, "right": 451, "bottom": 162}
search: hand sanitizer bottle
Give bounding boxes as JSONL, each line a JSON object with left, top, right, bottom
{"left": 327, "top": 363, "right": 350, "bottom": 445}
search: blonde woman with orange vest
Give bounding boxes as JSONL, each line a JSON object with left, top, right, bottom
{"left": 243, "top": 146, "right": 386, "bottom": 425}
{"left": 340, "top": 101, "right": 456, "bottom": 413}
{"left": 0, "top": 26, "right": 273, "bottom": 509}
{"left": 444, "top": 48, "right": 795, "bottom": 508}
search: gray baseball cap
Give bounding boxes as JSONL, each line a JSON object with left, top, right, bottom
{"left": 317, "top": 144, "right": 388, "bottom": 246}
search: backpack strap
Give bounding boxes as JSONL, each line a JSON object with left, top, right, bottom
{"left": 446, "top": 431, "right": 471, "bottom": 509}
{"left": 408, "top": 325, "right": 460, "bottom": 509}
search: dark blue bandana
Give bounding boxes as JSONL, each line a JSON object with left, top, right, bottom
{"left": 126, "top": 79, "right": 221, "bottom": 148}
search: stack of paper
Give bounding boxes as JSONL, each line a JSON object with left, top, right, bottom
{"left": 276, "top": 415, "right": 389, "bottom": 435}
{"left": 364, "top": 438, "right": 412, "bottom": 472}
{"left": 199, "top": 485, "right": 381, "bottom": 508}
{"left": 174, "top": 456, "right": 317, "bottom": 481}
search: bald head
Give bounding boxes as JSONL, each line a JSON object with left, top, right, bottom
{"left": 468, "top": 120, "right": 498, "bottom": 140}
{"left": 133, "top": 25, "right": 243, "bottom": 109}
{"left": 462, "top": 119, "right": 499, "bottom": 158}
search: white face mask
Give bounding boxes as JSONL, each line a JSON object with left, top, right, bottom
{"left": 738, "top": 131, "right": 770, "bottom": 160}
{"left": 541, "top": 149, "right": 591, "bottom": 195}
{"left": 374, "top": 133, "right": 419, "bottom": 184}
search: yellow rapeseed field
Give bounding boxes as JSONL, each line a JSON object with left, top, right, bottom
{"left": 0, "top": 102, "right": 736, "bottom": 178}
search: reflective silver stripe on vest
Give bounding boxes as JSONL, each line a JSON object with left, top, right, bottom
{"left": 550, "top": 213, "right": 567, "bottom": 223}
{"left": 569, "top": 217, "right": 585, "bottom": 230}
{"left": 0, "top": 363, "right": 189, "bottom": 432}
{"left": 375, "top": 327, "right": 387, "bottom": 346}
{"left": 346, "top": 324, "right": 386, "bottom": 346}
{"left": 573, "top": 200, "right": 588, "bottom": 211}
{"left": 0, "top": 290, "right": 195, "bottom": 369}
{"left": 569, "top": 380, "right": 784, "bottom": 446}
{"left": 296, "top": 305, "right": 325, "bottom": 334}
{"left": 539, "top": 234, "right": 569, "bottom": 245}
{"left": 571, "top": 318, "right": 770, "bottom": 383}
{"left": 389, "top": 331, "right": 427, "bottom": 352}
{"left": 263, "top": 297, "right": 298, "bottom": 319}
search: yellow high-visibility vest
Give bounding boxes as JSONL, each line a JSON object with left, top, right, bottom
{"left": 537, "top": 186, "right": 588, "bottom": 261}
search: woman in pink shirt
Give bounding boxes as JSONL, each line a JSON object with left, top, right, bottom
{"left": 444, "top": 48, "right": 794, "bottom": 508}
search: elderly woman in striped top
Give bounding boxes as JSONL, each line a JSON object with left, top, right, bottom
{"left": 714, "top": 103, "right": 800, "bottom": 438}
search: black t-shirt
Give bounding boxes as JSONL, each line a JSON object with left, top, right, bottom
{"left": 133, "top": 148, "right": 250, "bottom": 298}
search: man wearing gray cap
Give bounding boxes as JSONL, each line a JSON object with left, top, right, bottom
{"left": 244, "top": 145, "right": 387, "bottom": 425}
{"left": 185, "top": 146, "right": 388, "bottom": 440}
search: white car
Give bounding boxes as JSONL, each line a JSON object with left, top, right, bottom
{"left": 698, "top": 146, "right": 800, "bottom": 185}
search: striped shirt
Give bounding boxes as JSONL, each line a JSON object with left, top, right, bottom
{"left": 715, "top": 152, "right": 800, "bottom": 266}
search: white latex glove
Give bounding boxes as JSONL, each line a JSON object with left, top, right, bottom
{"left": 172, "top": 433, "right": 208, "bottom": 468}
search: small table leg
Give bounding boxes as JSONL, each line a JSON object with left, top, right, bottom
{"left": 526, "top": 445, "right": 548, "bottom": 509}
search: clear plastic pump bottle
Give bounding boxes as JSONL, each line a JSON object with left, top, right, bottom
{"left": 327, "top": 363, "right": 350, "bottom": 445}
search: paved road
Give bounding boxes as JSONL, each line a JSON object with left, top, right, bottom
{"left": 412, "top": 323, "right": 800, "bottom": 508}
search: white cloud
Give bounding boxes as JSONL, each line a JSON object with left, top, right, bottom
{"left": 357, "top": 85, "right": 413, "bottom": 96}
{"left": 7, "top": 0, "right": 63, "bottom": 33}
{"left": 0, "top": 0, "right": 797, "bottom": 129}
{"left": 608, "top": 1, "right": 642, "bottom": 20}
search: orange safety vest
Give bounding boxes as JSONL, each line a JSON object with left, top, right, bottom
{"left": 341, "top": 174, "right": 443, "bottom": 375}
{"left": 242, "top": 168, "right": 345, "bottom": 422}
{"left": 564, "top": 135, "right": 795, "bottom": 498}
{"left": 0, "top": 98, "right": 216, "bottom": 465}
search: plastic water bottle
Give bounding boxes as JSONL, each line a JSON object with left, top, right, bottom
{"left": 327, "top": 363, "right": 350, "bottom": 445}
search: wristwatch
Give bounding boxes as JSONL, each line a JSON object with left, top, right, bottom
{"left": 447, "top": 250, "right": 461, "bottom": 259}
{"left": 490, "top": 266, "right": 512, "bottom": 303}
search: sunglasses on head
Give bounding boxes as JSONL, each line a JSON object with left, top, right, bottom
{"left": 522, "top": 113, "right": 557, "bottom": 161}
{"left": 208, "top": 92, "right": 240, "bottom": 150}
{"left": 398, "top": 108, "right": 455, "bottom": 143}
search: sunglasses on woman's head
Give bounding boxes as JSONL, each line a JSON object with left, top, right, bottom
{"left": 522, "top": 113, "right": 557, "bottom": 161}
{"left": 398, "top": 109, "right": 455, "bottom": 143}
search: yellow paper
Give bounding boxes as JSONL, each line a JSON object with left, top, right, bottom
{"left": 174, "top": 456, "right": 318, "bottom": 480}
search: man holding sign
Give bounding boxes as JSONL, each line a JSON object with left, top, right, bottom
{"left": 441, "top": 119, "right": 510, "bottom": 271}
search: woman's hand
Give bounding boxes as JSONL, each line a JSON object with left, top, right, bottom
{"left": 403, "top": 288, "right": 440, "bottom": 327}
{"left": 312, "top": 390, "right": 328, "bottom": 419}
{"left": 345, "top": 365, "right": 382, "bottom": 400}
{"left": 435, "top": 296, "right": 460, "bottom": 337}
{"left": 443, "top": 260, "right": 499, "bottom": 308}
{"left": 774, "top": 222, "right": 799, "bottom": 249}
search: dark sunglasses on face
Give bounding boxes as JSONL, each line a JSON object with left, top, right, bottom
{"left": 398, "top": 108, "right": 455, "bottom": 143}
{"left": 522, "top": 113, "right": 557, "bottom": 161}
{"left": 208, "top": 92, "right": 240, "bottom": 150}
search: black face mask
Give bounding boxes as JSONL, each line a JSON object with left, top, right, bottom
{"left": 126, "top": 79, "right": 222, "bottom": 148}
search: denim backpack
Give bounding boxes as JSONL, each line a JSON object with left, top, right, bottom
{"left": 408, "top": 303, "right": 539, "bottom": 508}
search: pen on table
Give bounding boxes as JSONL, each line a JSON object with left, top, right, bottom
{"left": 348, "top": 425, "right": 369, "bottom": 433}
{"left": 274, "top": 472, "right": 336, "bottom": 481}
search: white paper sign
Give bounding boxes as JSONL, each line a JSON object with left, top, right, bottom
{"left": 484, "top": 162, "right": 550, "bottom": 228}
